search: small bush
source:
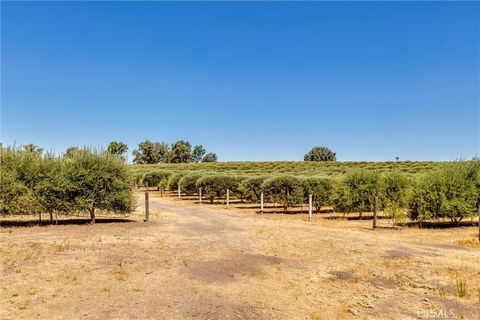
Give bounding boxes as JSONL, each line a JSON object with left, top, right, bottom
{"left": 302, "top": 178, "right": 335, "bottom": 213}
{"left": 334, "top": 172, "right": 380, "bottom": 219}
{"left": 262, "top": 176, "right": 303, "bottom": 213}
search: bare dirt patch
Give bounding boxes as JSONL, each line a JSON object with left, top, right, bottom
{"left": 1, "top": 192, "right": 479, "bottom": 319}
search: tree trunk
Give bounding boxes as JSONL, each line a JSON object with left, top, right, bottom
{"left": 38, "top": 212, "right": 42, "bottom": 223}
{"left": 90, "top": 208, "right": 96, "bottom": 224}
{"left": 210, "top": 196, "right": 214, "bottom": 204}
{"left": 359, "top": 212, "right": 363, "bottom": 220}
{"left": 49, "top": 212, "right": 53, "bottom": 223}
{"left": 284, "top": 205, "right": 287, "bottom": 214}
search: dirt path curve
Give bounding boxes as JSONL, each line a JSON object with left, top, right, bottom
{"left": 1, "top": 193, "right": 479, "bottom": 320}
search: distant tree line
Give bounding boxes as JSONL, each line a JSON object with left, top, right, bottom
{"left": 132, "top": 140, "right": 217, "bottom": 164}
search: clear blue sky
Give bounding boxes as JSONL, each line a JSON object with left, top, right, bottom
{"left": 1, "top": 1, "right": 479, "bottom": 162}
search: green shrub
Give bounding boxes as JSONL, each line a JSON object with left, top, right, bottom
{"left": 142, "top": 171, "right": 171, "bottom": 190}
{"left": 302, "top": 178, "right": 335, "bottom": 212}
{"left": 64, "top": 149, "right": 135, "bottom": 223}
{"left": 196, "top": 175, "right": 241, "bottom": 203}
{"left": 262, "top": 176, "right": 303, "bottom": 213}
{"left": 168, "top": 173, "right": 185, "bottom": 191}
{"left": 238, "top": 176, "right": 268, "bottom": 202}
{"left": 333, "top": 171, "right": 380, "bottom": 218}
{"left": 379, "top": 172, "right": 412, "bottom": 226}
{"left": 409, "top": 161, "right": 479, "bottom": 226}
{"left": 179, "top": 174, "right": 203, "bottom": 195}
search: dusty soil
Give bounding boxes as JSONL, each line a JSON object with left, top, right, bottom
{"left": 1, "top": 192, "right": 479, "bottom": 320}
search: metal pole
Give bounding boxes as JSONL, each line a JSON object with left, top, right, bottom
{"left": 260, "top": 192, "right": 264, "bottom": 215}
{"left": 308, "top": 194, "right": 313, "bottom": 222}
{"left": 199, "top": 187, "right": 202, "bottom": 204}
{"left": 145, "top": 188, "right": 149, "bottom": 222}
{"left": 226, "top": 189, "right": 230, "bottom": 208}
{"left": 373, "top": 196, "right": 378, "bottom": 229}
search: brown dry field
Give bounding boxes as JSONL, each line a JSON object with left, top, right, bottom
{"left": 1, "top": 191, "right": 480, "bottom": 320}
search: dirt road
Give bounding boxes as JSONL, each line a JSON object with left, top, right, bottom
{"left": 1, "top": 193, "right": 479, "bottom": 319}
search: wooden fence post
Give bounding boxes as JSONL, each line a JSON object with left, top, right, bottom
{"left": 226, "top": 189, "right": 230, "bottom": 208}
{"left": 199, "top": 187, "right": 202, "bottom": 204}
{"left": 308, "top": 194, "right": 313, "bottom": 222}
{"left": 260, "top": 192, "right": 264, "bottom": 215}
{"left": 177, "top": 185, "right": 181, "bottom": 198}
{"left": 145, "top": 188, "right": 149, "bottom": 222}
{"left": 373, "top": 196, "right": 378, "bottom": 229}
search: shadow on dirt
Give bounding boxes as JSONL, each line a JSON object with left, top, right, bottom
{"left": 0, "top": 218, "right": 135, "bottom": 228}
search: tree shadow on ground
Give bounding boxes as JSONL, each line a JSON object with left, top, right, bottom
{"left": 0, "top": 218, "right": 135, "bottom": 228}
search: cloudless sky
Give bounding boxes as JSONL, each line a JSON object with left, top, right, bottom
{"left": 1, "top": 1, "right": 479, "bottom": 162}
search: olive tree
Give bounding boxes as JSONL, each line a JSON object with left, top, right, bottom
{"left": 142, "top": 171, "right": 171, "bottom": 190}
{"left": 304, "top": 147, "right": 336, "bottom": 162}
{"left": 379, "top": 172, "right": 412, "bottom": 226}
{"left": 302, "top": 177, "right": 335, "bottom": 213}
{"left": 238, "top": 176, "right": 267, "bottom": 202}
{"left": 179, "top": 174, "right": 203, "bottom": 195}
{"left": 262, "top": 176, "right": 304, "bottom": 213}
{"left": 64, "top": 149, "right": 135, "bottom": 223}
{"left": 333, "top": 172, "right": 380, "bottom": 219}
{"left": 196, "top": 175, "right": 241, "bottom": 203}
{"left": 409, "top": 162, "right": 478, "bottom": 226}
{"left": 168, "top": 173, "right": 185, "bottom": 191}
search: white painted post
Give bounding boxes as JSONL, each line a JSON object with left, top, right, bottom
{"left": 177, "top": 185, "right": 181, "bottom": 198}
{"left": 308, "top": 194, "right": 313, "bottom": 222}
{"left": 226, "top": 189, "right": 230, "bottom": 208}
{"left": 55, "top": 212, "right": 58, "bottom": 225}
{"left": 260, "top": 192, "right": 264, "bottom": 215}
{"left": 199, "top": 187, "right": 202, "bottom": 204}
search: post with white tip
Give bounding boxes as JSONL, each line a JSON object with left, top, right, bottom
{"left": 199, "top": 187, "right": 202, "bottom": 204}
{"left": 226, "top": 189, "right": 230, "bottom": 209}
{"left": 308, "top": 194, "right": 313, "bottom": 222}
{"left": 260, "top": 192, "right": 264, "bottom": 215}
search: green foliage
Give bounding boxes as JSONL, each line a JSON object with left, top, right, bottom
{"left": 132, "top": 140, "right": 169, "bottom": 164}
{"left": 64, "top": 147, "right": 79, "bottom": 159}
{"left": 191, "top": 145, "right": 206, "bottom": 163}
{"left": 142, "top": 171, "right": 171, "bottom": 189}
{"left": 302, "top": 178, "right": 335, "bottom": 212}
{"left": 238, "top": 176, "right": 267, "bottom": 202}
{"left": 409, "top": 161, "right": 479, "bottom": 225}
{"left": 23, "top": 143, "right": 44, "bottom": 157}
{"left": 107, "top": 141, "right": 128, "bottom": 161}
{"left": 168, "top": 173, "right": 185, "bottom": 191}
{"left": 304, "top": 146, "right": 336, "bottom": 162}
{"left": 168, "top": 140, "right": 192, "bottom": 163}
{"left": 64, "top": 148, "right": 135, "bottom": 223}
{"left": 334, "top": 172, "right": 380, "bottom": 217}
{"left": 378, "top": 172, "right": 412, "bottom": 226}
{"left": 179, "top": 174, "right": 203, "bottom": 195}
{"left": 262, "top": 176, "right": 304, "bottom": 213}
{"left": 196, "top": 175, "right": 241, "bottom": 203}
{"left": 202, "top": 152, "right": 218, "bottom": 163}
{"left": 0, "top": 147, "right": 39, "bottom": 214}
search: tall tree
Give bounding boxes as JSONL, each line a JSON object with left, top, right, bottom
{"left": 107, "top": 141, "right": 128, "bottom": 161}
{"left": 304, "top": 146, "right": 336, "bottom": 162}
{"left": 202, "top": 152, "right": 218, "bottom": 163}
{"left": 168, "top": 140, "right": 192, "bottom": 163}
{"left": 132, "top": 140, "right": 169, "bottom": 164}
{"left": 191, "top": 145, "right": 206, "bottom": 163}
